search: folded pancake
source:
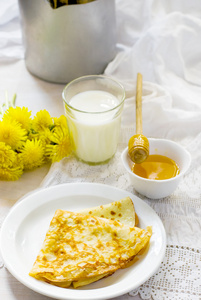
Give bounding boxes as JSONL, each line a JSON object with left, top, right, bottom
{"left": 29, "top": 209, "right": 151, "bottom": 287}
{"left": 78, "top": 196, "right": 138, "bottom": 227}
{"left": 73, "top": 197, "right": 137, "bottom": 287}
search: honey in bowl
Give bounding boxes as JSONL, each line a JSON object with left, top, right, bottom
{"left": 131, "top": 154, "right": 180, "bottom": 180}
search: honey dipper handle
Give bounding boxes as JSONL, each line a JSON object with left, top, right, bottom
{"left": 136, "top": 73, "right": 143, "bottom": 135}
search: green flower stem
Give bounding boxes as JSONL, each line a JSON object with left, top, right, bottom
{"left": 0, "top": 92, "right": 17, "bottom": 119}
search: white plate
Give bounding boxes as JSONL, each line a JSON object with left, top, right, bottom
{"left": 0, "top": 183, "right": 166, "bottom": 300}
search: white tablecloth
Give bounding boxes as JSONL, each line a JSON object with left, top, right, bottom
{"left": 0, "top": 1, "right": 201, "bottom": 299}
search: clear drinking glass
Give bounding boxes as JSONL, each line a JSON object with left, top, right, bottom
{"left": 62, "top": 75, "right": 125, "bottom": 164}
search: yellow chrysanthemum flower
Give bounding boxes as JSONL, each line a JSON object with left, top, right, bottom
{"left": 53, "top": 115, "right": 68, "bottom": 128}
{"left": 0, "top": 142, "right": 17, "bottom": 167}
{"left": 27, "top": 129, "right": 39, "bottom": 141}
{"left": 32, "top": 110, "right": 53, "bottom": 132}
{"left": 0, "top": 119, "right": 27, "bottom": 150}
{"left": 46, "top": 126, "right": 72, "bottom": 162}
{"left": 0, "top": 153, "right": 23, "bottom": 181}
{"left": 3, "top": 106, "right": 32, "bottom": 131}
{"left": 20, "top": 139, "right": 45, "bottom": 170}
{"left": 0, "top": 165, "right": 23, "bottom": 181}
{"left": 37, "top": 127, "right": 53, "bottom": 147}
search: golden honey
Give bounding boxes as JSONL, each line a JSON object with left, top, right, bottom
{"left": 131, "top": 154, "right": 180, "bottom": 180}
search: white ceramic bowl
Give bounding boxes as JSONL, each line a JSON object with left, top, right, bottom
{"left": 121, "top": 138, "right": 191, "bottom": 199}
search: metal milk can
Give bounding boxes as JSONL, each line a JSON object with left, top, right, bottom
{"left": 18, "top": 0, "right": 116, "bottom": 83}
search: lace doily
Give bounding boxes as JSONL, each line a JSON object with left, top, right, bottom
{"left": 129, "top": 245, "right": 201, "bottom": 300}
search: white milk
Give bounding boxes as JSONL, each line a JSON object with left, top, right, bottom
{"left": 66, "top": 90, "right": 122, "bottom": 163}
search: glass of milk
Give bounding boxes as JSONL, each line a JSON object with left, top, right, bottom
{"left": 62, "top": 75, "right": 125, "bottom": 164}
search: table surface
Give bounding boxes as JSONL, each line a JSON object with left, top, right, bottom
{"left": 0, "top": 1, "right": 201, "bottom": 300}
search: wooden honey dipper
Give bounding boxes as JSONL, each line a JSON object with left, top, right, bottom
{"left": 128, "top": 73, "right": 149, "bottom": 164}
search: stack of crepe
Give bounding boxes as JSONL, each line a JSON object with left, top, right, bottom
{"left": 29, "top": 197, "right": 152, "bottom": 288}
